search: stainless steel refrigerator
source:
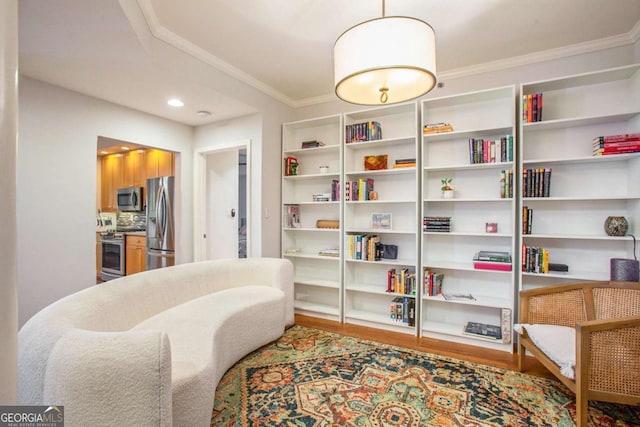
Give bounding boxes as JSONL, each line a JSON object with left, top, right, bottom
{"left": 146, "top": 176, "right": 175, "bottom": 270}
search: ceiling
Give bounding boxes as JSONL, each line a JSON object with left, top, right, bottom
{"left": 18, "top": 0, "right": 640, "bottom": 127}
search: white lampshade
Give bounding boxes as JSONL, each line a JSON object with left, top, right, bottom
{"left": 334, "top": 16, "right": 437, "bottom": 105}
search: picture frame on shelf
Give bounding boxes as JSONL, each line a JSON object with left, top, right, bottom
{"left": 371, "top": 213, "right": 392, "bottom": 230}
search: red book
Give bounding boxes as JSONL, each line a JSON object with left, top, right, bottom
{"left": 473, "top": 261, "right": 512, "bottom": 271}
{"left": 602, "top": 133, "right": 640, "bottom": 142}
{"left": 596, "top": 145, "right": 640, "bottom": 154}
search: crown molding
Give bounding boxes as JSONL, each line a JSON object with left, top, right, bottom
{"left": 134, "top": 1, "right": 640, "bottom": 109}
{"left": 438, "top": 32, "right": 636, "bottom": 81}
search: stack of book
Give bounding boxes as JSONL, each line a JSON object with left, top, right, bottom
{"left": 300, "top": 140, "right": 325, "bottom": 149}
{"left": 423, "top": 122, "right": 453, "bottom": 134}
{"left": 593, "top": 133, "right": 640, "bottom": 156}
{"left": 317, "top": 248, "right": 339, "bottom": 257}
{"left": 392, "top": 158, "right": 416, "bottom": 168}
{"left": 331, "top": 180, "right": 340, "bottom": 201}
{"left": 423, "top": 216, "right": 451, "bottom": 232}
{"left": 468, "top": 136, "right": 513, "bottom": 164}
{"left": 387, "top": 268, "right": 416, "bottom": 295}
{"left": 390, "top": 297, "right": 415, "bottom": 326}
{"left": 473, "top": 251, "right": 512, "bottom": 271}
{"left": 499, "top": 169, "right": 514, "bottom": 199}
{"left": 345, "top": 121, "right": 382, "bottom": 144}
{"left": 312, "top": 193, "right": 332, "bottom": 202}
{"left": 423, "top": 269, "right": 444, "bottom": 296}
{"left": 522, "top": 168, "right": 552, "bottom": 197}
{"left": 463, "top": 321, "right": 502, "bottom": 340}
{"left": 522, "top": 93, "right": 543, "bottom": 123}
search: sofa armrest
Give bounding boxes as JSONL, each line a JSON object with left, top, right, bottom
{"left": 43, "top": 329, "right": 172, "bottom": 427}
{"left": 576, "top": 315, "right": 640, "bottom": 397}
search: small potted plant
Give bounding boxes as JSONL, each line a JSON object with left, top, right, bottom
{"left": 441, "top": 178, "right": 454, "bottom": 199}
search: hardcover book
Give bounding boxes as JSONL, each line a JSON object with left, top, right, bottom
{"left": 463, "top": 321, "right": 502, "bottom": 340}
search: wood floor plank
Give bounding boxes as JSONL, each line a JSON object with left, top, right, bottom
{"left": 295, "top": 314, "right": 554, "bottom": 379}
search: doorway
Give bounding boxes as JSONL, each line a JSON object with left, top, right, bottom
{"left": 195, "top": 141, "right": 250, "bottom": 260}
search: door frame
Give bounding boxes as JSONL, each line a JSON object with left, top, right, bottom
{"left": 194, "top": 139, "right": 251, "bottom": 261}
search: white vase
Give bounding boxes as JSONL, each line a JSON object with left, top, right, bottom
{"left": 442, "top": 190, "right": 454, "bottom": 199}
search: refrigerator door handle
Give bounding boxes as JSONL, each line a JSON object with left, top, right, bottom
{"left": 156, "top": 184, "right": 164, "bottom": 243}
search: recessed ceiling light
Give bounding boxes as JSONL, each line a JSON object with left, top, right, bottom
{"left": 100, "top": 151, "right": 109, "bottom": 155}
{"left": 196, "top": 110, "right": 212, "bottom": 118}
{"left": 167, "top": 98, "right": 184, "bottom": 107}
{"left": 121, "top": 146, "right": 130, "bottom": 151}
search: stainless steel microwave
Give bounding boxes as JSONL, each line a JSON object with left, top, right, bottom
{"left": 117, "top": 187, "right": 143, "bottom": 212}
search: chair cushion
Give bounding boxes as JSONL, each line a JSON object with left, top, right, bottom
{"left": 514, "top": 323, "right": 576, "bottom": 379}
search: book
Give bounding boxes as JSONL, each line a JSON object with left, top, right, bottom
{"left": 283, "top": 204, "right": 300, "bottom": 228}
{"left": 474, "top": 251, "right": 512, "bottom": 263}
{"left": 473, "top": 261, "right": 512, "bottom": 271}
{"left": 423, "top": 122, "right": 453, "bottom": 134}
{"left": 284, "top": 156, "right": 298, "bottom": 176}
{"left": 442, "top": 293, "right": 475, "bottom": 301}
{"left": 463, "top": 321, "right": 502, "bottom": 340}
{"left": 300, "top": 140, "right": 325, "bottom": 149}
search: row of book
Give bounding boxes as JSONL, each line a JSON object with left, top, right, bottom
{"left": 499, "top": 169, "right": 514, "bottom": 199}
{"left": 462, "top": 308, "right": 512, "bottom": 343}
{"left": 593, "top": 133, "right": 640, "bottom": 156}
{"left": 473, "top": 250, "right": 512, "bottom": 271}
{"left": 523, "top": 168, "right": 552, "bottom": 198}
{"left": 423, "top": 216, "right": 451, "bottom": 232}
{"left": 347, "top": 234, "right": 381, "bottom": 261}
{"left": 468, "top": 136, "right": 514, "bottom": 164}
{"left": 522, "top": 93, "right": 543, "bottom": 123}
{"left": 345, "top": 178, "right": 374, "bottom": 201}
{"left": 346, "top": 121, "right": 382, "bottom": 144}
{"left": 522, "top": 245, "right": 550, "bottom": 273}
{"left": 283, "top": 156, "right": 299, "bottom": 176}
{"left": 390, "top": 297, "right": 416, "bottom": 326}
{"left": 522, "top": 206, "right": 534, "bottom": 235}
{"left": 423, "top": 269, "right": 444, "bottom": 296}
{"left": 387, "top": 268, "right": 417, "bottom": 295}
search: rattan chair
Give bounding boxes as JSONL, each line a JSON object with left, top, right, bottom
{"left": 517, "top": 281, "right": 640, "bottom": 426}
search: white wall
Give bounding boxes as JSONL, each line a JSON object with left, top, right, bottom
{"left": 0, "top": 0, "right": 18, "bottom": 404}
{"left": 17, "top": 77, "right": 194, "bottom": 327}
{"left": 294, "top": 45, "right": 639, "bottom": 120}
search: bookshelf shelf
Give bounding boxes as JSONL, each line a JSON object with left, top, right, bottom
{"left": 421, "top": 85, "right": 517, "bottom": 353}
{"left": 282, "top": 114, "right": 343, "bottom": 322}
{"left": 519, "top": 64, "right": 640, "bottom": 292}
{"left": 343, "top": 102, "right": 420, "bottom": 333}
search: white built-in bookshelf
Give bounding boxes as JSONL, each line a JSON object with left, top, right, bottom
{"left": 420, "top": 86, "right": 517, "bottom": 352}
{"left": 519, "top": 65, "right": 640, "bottom": 291}
{"left": 342, "top": 102, "right": 420, "bottom": 335}
{"left": 281, "top": 115, "right": 343, "bottom": 321}
{"left": 281, "top": 64, "right": 640, "bottom": 352}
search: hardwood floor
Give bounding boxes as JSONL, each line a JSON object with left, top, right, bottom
{"left": 295, "top": 314, "right": 554, "bottom": 379}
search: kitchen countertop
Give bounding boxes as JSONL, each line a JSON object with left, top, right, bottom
{"left": 124, "top": 231, "right": 146, "bottom": 236}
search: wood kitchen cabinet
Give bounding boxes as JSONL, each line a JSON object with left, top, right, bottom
{"left": 101, "top": 154, "right": 124, "bottom": 211}
{"left": 96, "top": 232, "right": 102, "bottom": 279}
{"left": 145, "top": 149, "right": 174, "bottom": 179}
{"left": 123, "top": 150, "right": 146, "bottom": 188}
{"left": 125, "top": 235, "right": 146, "bottom": 275}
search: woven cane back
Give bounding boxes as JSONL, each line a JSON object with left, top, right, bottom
{"left": 527, "top": 289, "right": 586, "bottom": 326}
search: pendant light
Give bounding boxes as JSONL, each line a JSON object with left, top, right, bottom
{"left": 334, "top": 0, "right": 437, "bottom": 105}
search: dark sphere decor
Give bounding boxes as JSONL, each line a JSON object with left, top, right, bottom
{"left": 604, "top": 216, "right": 628, "bottom": 236}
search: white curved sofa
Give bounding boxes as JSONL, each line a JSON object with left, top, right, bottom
{"left": 18, "top": 257, "right": 294, "bottom": 427}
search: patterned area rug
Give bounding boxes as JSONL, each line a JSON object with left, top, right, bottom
{"left": 211, "top": 325, "right": 640, "bottom": 426}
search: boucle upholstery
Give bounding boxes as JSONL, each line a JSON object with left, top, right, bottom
{"left": 18, "top": 257, "right": 294, "bottom": 427}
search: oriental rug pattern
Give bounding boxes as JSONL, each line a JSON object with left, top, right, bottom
{"left": 211, "top": 325, "right": 640, "bottom": 426}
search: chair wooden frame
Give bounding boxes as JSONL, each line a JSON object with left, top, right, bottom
{"left": 517, "top": 281, "right": 640, "bottom": 426}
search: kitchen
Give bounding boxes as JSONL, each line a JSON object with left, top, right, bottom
{"left": 96, "top": 137, "right": 176, "bottom": 283}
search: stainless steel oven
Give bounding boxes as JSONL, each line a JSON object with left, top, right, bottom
{"left": 101, "top": 233, "right": 125, "bottom": 281}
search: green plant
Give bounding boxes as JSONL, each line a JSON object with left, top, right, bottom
{"left": 441, "top": 178, "right": 453, "bottom": 191}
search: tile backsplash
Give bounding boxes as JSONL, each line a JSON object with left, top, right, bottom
{"left": 117, "top": 212, "right": 146, "bottom": 230}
